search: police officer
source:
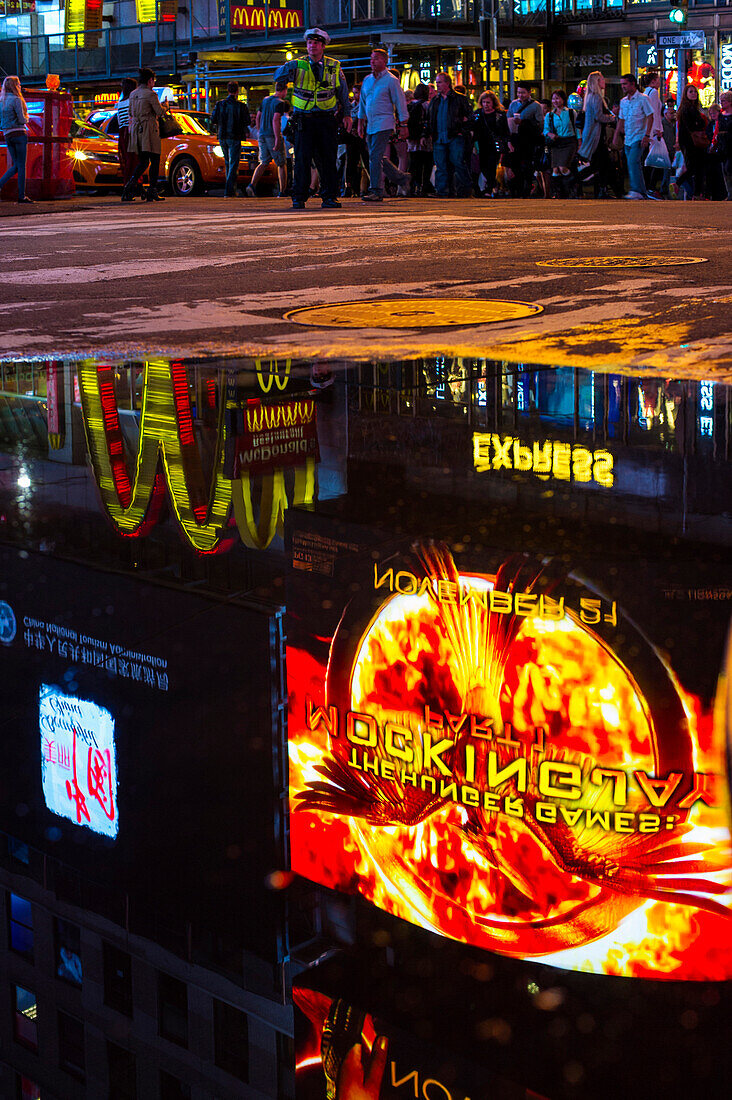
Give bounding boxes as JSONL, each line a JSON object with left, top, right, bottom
{"left": 274, "top": 27, "right": 352, "bottom": 210}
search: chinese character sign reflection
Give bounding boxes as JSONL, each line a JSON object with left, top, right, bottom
{"left": 40, "top": 686, "right": 119, "bottom": 839}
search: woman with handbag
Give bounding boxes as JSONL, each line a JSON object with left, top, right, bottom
{"left": 121, "top": 68, "right": 166, "bottom": 203}
{"left": 472, "top": 91, "right": 508, "bottom": 197}
{"left": 544, "top": 90, "right": 578, "bottom": 198}
{"left": 676, "top": 84, "right": 709, "bottom": 201}
{"left": 0, "top": 75, "right": 33, "bottom": 204}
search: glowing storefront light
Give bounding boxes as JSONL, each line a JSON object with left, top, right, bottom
{"left": 40, "top": 685, "right": 119, "bottom": 839}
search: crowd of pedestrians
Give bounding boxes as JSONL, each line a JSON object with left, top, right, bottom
{"left": 1, "top": 33, "right": 730, "bottom": 206}
{"left": 330, "top": 63, "right": 730, "bottom": 202}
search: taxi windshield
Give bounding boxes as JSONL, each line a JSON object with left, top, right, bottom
{"left": 71, "top": 118, "right": 112, "bottom": 141}
{"left": 171, "top": 112, "right": 213, "bottom": 136}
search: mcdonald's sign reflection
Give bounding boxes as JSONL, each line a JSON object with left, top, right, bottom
{"left": 77, "top": 360, "right": 318, "bottom": 553}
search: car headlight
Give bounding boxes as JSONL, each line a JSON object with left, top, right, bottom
{"left": 70, "top": 149, "right": 89, "bottom": 161}
{"left": 213, "top": 145, "right": 225, "bottom": 158}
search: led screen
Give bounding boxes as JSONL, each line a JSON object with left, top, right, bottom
{"left": 40, "top": 684, "right": 118, "bottom": 839}
{"left": 288, "top": 520, "right": 732, "bottom": 980}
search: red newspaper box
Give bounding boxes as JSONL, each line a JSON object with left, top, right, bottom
{"left": 0, "top": 88, "right": 74, "bottom": 201}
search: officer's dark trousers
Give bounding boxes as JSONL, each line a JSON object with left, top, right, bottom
{"left": 292, "top": 110, "right": 338, "bottom": 203}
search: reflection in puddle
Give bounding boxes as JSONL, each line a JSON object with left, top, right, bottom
{"left": 0, "top": 356, "right": 731, "bottom": 1100}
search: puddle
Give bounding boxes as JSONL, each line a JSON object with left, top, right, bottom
{"left": 0, "top": 355, "right": 730, "bottom": 1100}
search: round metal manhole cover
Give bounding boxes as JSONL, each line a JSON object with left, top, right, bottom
{"left": 284, "top": 298, "right": 543, "bottom": 329}
{"left": 536, "top": 255, "right": 708, "bottom": 269}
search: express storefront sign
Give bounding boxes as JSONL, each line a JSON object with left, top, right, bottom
{"left": 564, "top": 39, "right": 619, "bottom": 78}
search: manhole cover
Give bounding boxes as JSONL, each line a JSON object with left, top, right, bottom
{"left": 536, "top": 256, "right": 708, "bottom": 269}
{"left": 284, "top": 298, "right": 543, "bottom": 329}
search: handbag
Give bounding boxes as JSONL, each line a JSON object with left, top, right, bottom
{"left": 159, "top": 113, "right": 182, "bottom": 139}
{"left": 690, "top": 129, "right": 710, "bottom": 150}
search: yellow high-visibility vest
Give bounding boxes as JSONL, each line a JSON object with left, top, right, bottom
{"left": 291, "top": 56, "right": 341, "bottom": 112}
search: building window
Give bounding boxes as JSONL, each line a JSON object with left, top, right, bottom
{"left": 55, "top": 919, "right": 82, "bottom": 986}
{"left": 15, "top": 1075, "right": 41, "bottom": 1100}
{"left": 13, "top": 985, "right": 38, "bottom": 1051}
{"left": 213, "top": 998, "right": 249, "bottom": 1083}
{"left": 160, "top": 1069, "right": 191, "bottom": 1100}
{"left": 58, "top": 1010, "right": 85, "bottom": 1079}
{"left": 158, "top": 972, "right": 188, "bottom": 1048}
{"left": 103, "top": 942, "right": 133, "bottom": 1016}
{"left": 9, "top": 894, "right": 34, "bottom": 960}
{"left": 8, "top": 836, "right": 30, "bottom": 864}
{"left": 277, "top": 1030, "right": 295, "bottom": 1100}
{"left": 108, "top": 1042, "right": 137, "bottom": 1100}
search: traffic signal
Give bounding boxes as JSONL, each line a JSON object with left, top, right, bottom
{"left": 670, "top": 0, "right": 688, "bottom": 24}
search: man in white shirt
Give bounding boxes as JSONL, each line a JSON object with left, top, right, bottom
{"left": 358, "top": 48, "right": 411, "bottom": 202}
{"left": 614, "top": 72, "right": 656, "bottom": 199}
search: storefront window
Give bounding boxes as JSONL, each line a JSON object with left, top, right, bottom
{"left": 661, "top": 45, "right": 717, "bottom": 108}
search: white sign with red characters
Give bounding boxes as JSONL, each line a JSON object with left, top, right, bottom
{"left": 40, "top": 685, "right": 119, "bottom": 839}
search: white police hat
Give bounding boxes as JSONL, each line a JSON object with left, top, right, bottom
{"left": 304, "top": 27, "right": 330, "bottom": 43}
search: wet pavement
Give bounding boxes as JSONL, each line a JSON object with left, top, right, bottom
{"left": 0, "top": 198, "right": 730, "bottom": 377}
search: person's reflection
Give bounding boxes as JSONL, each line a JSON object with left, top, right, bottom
{"left": 336, "top": 1035, "right": 389, "bottom": 1099}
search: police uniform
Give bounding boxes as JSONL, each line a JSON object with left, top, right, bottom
{"left": 274, "top": 29, "right": 351, "bottom": 209}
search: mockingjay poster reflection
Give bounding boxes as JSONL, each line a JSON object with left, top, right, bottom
{"left": 287, "top": 523, "right": 732, "bottom": 980}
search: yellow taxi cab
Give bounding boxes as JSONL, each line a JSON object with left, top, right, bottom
{"left": 71, "top": 107, "right": 277, "bottom": 196}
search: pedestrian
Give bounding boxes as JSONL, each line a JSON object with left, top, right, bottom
{"left": 274, "top": 27, "right": 352, "bottom": 211}
{"left": 641, "top": 70, "right": 664, "bottom": 197}
{"left": 358, "top": 48, "right": 410, "bottom": 202}
{"left": 341, "top": 84, "right": 369, "bottom": 197}
{"left": 577, "top": 71, "right": 615, "bottom": 198}
{"left": 544, "top": 89, "right": 578, "bottom": 197}
{"left": 505, "top": 82, "right": 544, "bottom": 197}
{"left": 711, "top": 90, "right": 732, "bottom": 200}
{"left": 676, "top": 84, "right": 709, "bottom": 201}
{"left": 426, "top": 72, "right": 473, "bottom": 198}
{"left": 406, "top": 83, "right": 433, "bottom": 196}
{"left": 115, "top": 77, "right": 138, "bottom": 190}
{"left": 704, "top": 104, "right": 726, "bottom": 200}
{"left": 659, "top": 100, "right": 678, "bottom": 197}
{"left": 472, "top": 91, "right": 508, "bottom": 197}
{"left": 248, "top": 80, "right": 288, "bottom": 197}
{"left": 0, "top": 75, "right": 32, "bottom": 204}
{"left": 614, "top": 73, "right": 656, "bottom": 199}
{"left": 211, "top": 81, "right": 251, "bottom": 198}
{"left": 121, "top": 68, "right": 165, "bottom": 202}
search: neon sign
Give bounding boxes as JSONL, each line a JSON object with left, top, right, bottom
{"left": 78, "top": 361, "right": 315, "bottom": 552}
{"left": 230, "top": 2, "right": 303, "bottom": 30}
{"left": 40, "top": 685, "right": 118, "bottom": 839}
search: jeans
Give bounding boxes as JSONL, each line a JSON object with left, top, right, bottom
{"left": 433, "top": 136, "right": 472, "bottom": 197}
{"left": 367, "top": 129, "right": 409, "bottom": 195}
{"left": 221, "top": 138, "right": 241, "bottom": 196}
{"left": 624, "top": 141, "right": 647, "bottom": 196}
{"left": 723, "top": 157, "right": 732, "bottom": 201}
{"left": 0, "top": 132, "right": 28, "bottom": 200}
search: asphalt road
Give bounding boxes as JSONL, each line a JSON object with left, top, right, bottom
{"left": 1, "top": 195, "right": 730, "bottom": 378}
